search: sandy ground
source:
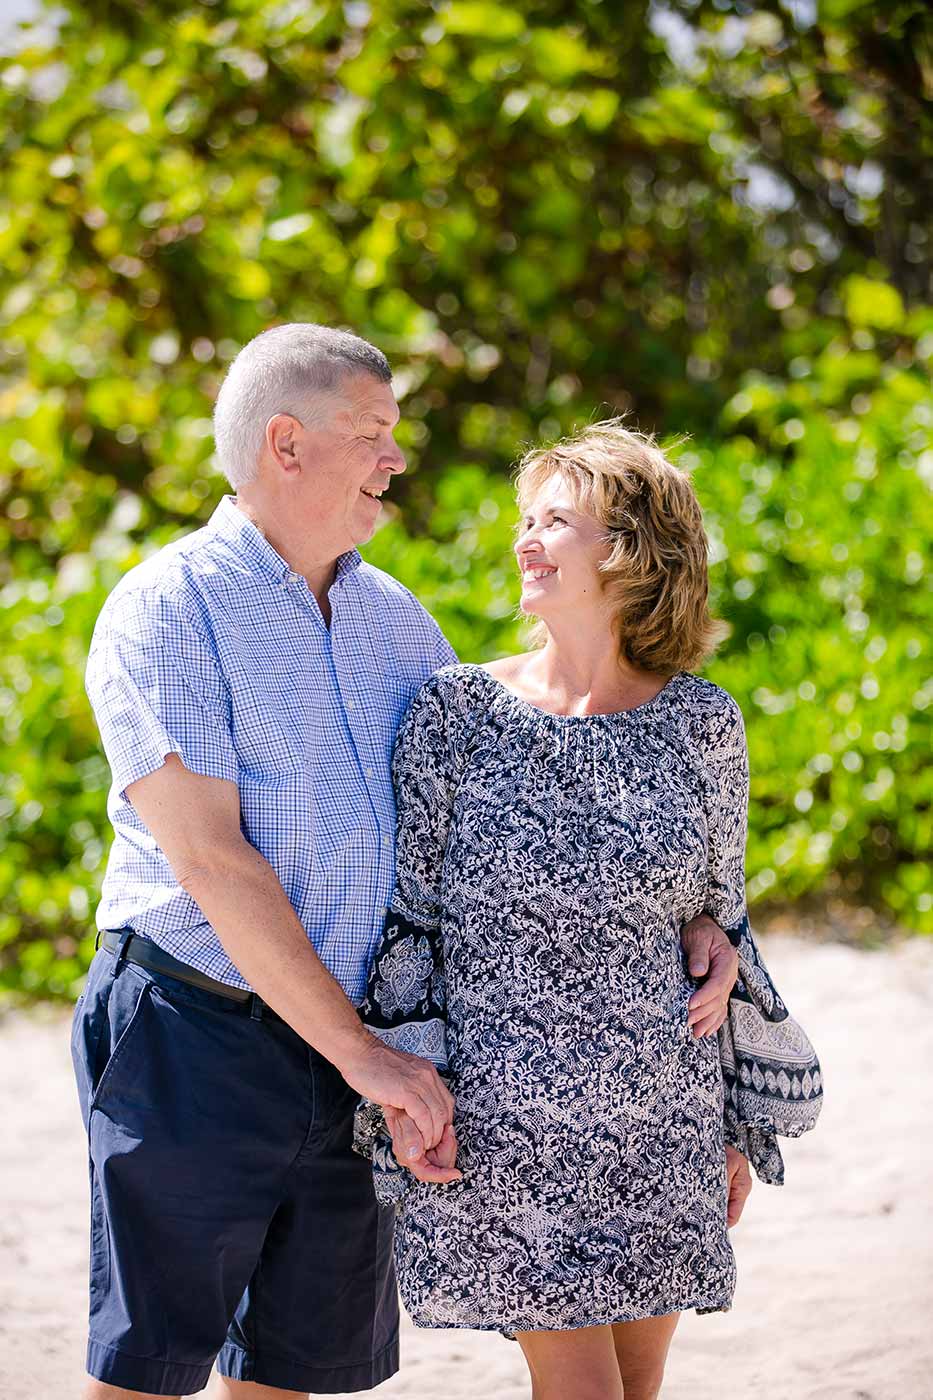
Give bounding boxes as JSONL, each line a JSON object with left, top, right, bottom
{"left": 3, "top": 934, "right": 932, "bottom": 1400}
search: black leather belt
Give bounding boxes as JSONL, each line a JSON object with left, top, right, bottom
{"left": 99, "top": 928, "right": 252, "bottom": 1003}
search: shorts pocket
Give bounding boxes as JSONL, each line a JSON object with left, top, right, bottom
{"left": 71, "top": 959, "right": 112, "bottom": 1127}
{"left": 89, "top": 976, "right": 152, "bottom": 1114}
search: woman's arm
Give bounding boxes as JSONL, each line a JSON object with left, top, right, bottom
{"left": 355, "top": 672, "right": 466, "bottom": 1188}
{"left": 702, "top": 691, "right": 823, "bottom": 1185}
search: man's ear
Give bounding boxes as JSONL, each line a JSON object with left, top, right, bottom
{"left": 266, "top": 413, "right": 302, "bottom": 473}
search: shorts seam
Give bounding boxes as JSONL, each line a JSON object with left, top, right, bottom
{"left": 87, "top": 1336, "right": 208, "bottom": 1366}
{"left": 220, "top": 1334, "right": 399, "bottom": 1375}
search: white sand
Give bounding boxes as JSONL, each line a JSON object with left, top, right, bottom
{"left": 2, "top": 934, "right": 931, "bottom": 1400}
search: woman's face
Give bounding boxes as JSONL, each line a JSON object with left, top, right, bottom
{"left": 514, "top": 474, "right": 610, "bottom": 619}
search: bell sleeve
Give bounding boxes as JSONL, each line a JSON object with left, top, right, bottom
{"left": 352, "top": 673, "right": 462, "bottom": 1200}
{"left": 702, "top": 694, "right": 824, "bottom": 1185}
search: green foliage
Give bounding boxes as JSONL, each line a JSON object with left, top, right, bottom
{"left": 0, "top": 0, "right": 930, "bottom": 997}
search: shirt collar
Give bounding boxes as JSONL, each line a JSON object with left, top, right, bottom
{"left": 207, "top": 495, "right": 363, "bottom": 586}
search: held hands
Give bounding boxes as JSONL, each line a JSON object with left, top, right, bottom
{"left": 725, "top": 1145, "right": 752, "bottom": 1226}
{"left": 385, "top": 1106, "right": 462, "bottom": 1184}
{"left": 339, "top": 1034, "right": 460, "bottom": 1180}
{"left": 681, "top": 913, "right": 740, "bottom": 1038}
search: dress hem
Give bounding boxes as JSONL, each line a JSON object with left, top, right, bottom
{"left": 404, "top": 1293, "right": 734, "bottom": 1335}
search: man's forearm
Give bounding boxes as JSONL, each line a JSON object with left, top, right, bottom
{"left": 178, "top": 837, "right": 371, "bottom": 1071}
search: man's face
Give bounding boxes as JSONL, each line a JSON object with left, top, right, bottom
{"left": 289, "top": 374, "right": 407, "bottom": 552}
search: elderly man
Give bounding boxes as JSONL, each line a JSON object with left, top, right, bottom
{"left": 73, "top": 323, "right": 739, "bottom": 1399}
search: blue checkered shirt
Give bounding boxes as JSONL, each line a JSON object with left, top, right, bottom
{"left": 85, "top": 494, "right": 457, "bottom": 1001}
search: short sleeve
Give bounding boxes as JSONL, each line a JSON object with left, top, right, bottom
{"left": 86, "top": 587, "right": 239, "bottom": 800}
{"left": 702, "top": 694, "right": 749, "bottom": 939}
{"left": 430, "top": 625, "right": 458, "bottom": 672}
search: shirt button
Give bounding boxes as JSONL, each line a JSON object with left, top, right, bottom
{"left": 365, "top": 766, "right": 373, "bottom": 778}
{"left": 346, "top": 699, "right": 355, "bottom": 711}
{"left": 382, "top": 834, "right": 391, "bottom": 848}
{"left": 285, "top": 571, "right": 301, "bottom": 585}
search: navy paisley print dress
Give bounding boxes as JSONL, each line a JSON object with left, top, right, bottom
{"left": 356, "top": 664, "right": 822, "bottom": 1333}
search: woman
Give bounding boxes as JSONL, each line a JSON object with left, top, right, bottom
{"left": 356, "top": 421, "right": 822, "bottom": 1400}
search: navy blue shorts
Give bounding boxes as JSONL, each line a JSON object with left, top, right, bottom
{"left": 70, "top": 938, "right": 399, "bottom": 1396}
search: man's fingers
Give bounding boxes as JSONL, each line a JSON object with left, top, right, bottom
{"left": 690, "top": 1008, "right": 727, "bottom": 1038}
{"left": 385, "top": 1106, "right": 426, "bottom": 1162}
{"left": 687, "top": 980, "right": 724, "bottom": 1013}
{"left": 725, "top": 1152, "right": 753, "bottom": 1227}
{"left": 682, "top": 915, "right": 739, "bottom": 992}
{"left": 707, "top": 942, "right": 739, "bottom": 987}
{"left": 386, "top": 1113, "right": 461, "bottom": 1182}
{"left": 727, "top": 1175, "right": 752, "bottom": 1226}
{"left": 400, "top": 1094, "right": 446, "bottom": 1154}
{"left": 683, "top": 928, "right": 711, "bottom": 978}
{"left": 383, "top": 1060, "right": 451, "bottom": 1153}
{"left": 410, "top": 1064, "right": 454, "bottom": 1149}
{"left": 687, "top": 974, "right": 729, "bottom": 1036}
{"left": 385, "top": 1084, "right": 443, "bottom": 1155}
{"left": 703, "top": 958, "right": 737, "bottom": 995}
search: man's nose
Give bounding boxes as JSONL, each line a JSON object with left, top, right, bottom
{"left": 383, "top": 439, "right": 407, "bottom": 474}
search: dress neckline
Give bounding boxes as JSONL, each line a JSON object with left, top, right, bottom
{"left": 473, "top": 665, "right": 684, "bottom": 724}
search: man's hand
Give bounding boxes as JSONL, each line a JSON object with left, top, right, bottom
{"left": 725, "top": 1145, "right": 752, "bottom": 1226}
{"left": 681, "top": 913, "right": 739, "bottom": 1038}
{"left": 385, "top": 1107, "right": 462, "bottom": 1184}
{"left": 338, "top": 1035, "right": 455, "bottom": 1158}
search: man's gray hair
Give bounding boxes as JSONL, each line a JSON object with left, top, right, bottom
{"left": 212, "top": 323, "right": 392, "bottom": 488}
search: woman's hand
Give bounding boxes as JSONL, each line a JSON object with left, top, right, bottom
{"left": 338, "top": 1034, "right": 455, "bottom": 1156}
{"left": 385, "top": 1107, "right": 462, "bottom": 1184}
{"left": 725, "top": 1145, "right": 752, "bottom": 1226}
{"left": 681, "top": 913, "right": 739, "bottom": 1037}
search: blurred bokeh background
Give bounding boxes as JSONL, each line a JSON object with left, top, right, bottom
{"left": 0, "top": 0, "right": 930, "bottom": 1001}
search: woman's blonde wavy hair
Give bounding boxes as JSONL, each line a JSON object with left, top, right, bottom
{"left": 514, "top": 419, "right": 728, "bottom": 675}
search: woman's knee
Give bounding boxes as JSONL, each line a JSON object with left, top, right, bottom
{"left": 518, "top": 1325, "right": 623, "bottom": 1400}
{"left": 616, "top": 1361, "right": 666, "bottom": 1400}
{"left": 612, "top": 1310, "right": 677, "bottom": 1400}
{"left": 533, "top": 1380, "right": 623, "bottom": 1400}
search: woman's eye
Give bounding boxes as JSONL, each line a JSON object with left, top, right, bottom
{"left": 550, "top": 515, "right": 566, "bottom": 525}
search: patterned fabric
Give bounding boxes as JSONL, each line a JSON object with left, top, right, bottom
{"left": 720, "top": 918, "right": 822, "bottom": 1183}
{"left": 85, "top": 494, "right": 455, "bottom": 1000}
{"left": 355, "top": 664, "right": 823, "bottom": 1332}
{"left": 354, "top": 909, "right": 450, "bottom": 1196}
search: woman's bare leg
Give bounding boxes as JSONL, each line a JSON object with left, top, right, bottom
{"left": 516, "top": 1324, "right": 624, "bottom": 1400}
{"left": 611, "top": 1312, "right": 680, "bottom": 1400}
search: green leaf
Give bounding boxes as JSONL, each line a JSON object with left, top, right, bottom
{"left": 444, "top": 4, "right": 525, "bottom": 41}
{"left": 844, "top": 276, "right": 905, "bottom": 331}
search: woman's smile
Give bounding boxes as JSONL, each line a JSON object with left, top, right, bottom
{"left": 522, "top": 564, "right": 558, "bottom": 584}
